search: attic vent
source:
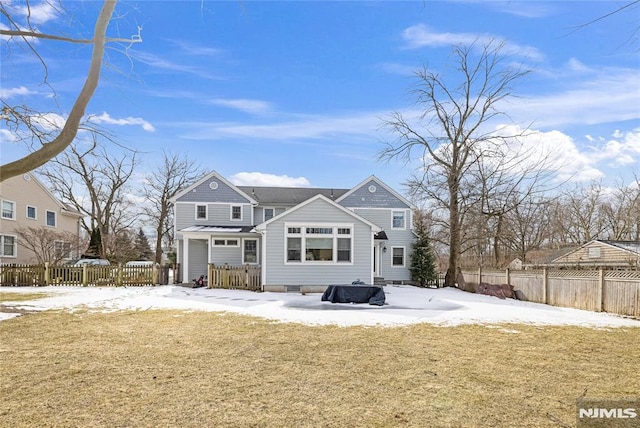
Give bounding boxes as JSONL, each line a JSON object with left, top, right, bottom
{"left": 368, "top": 185, "right": 377, "bottom": 193}
{"left": 209, "top": 181, "right": 219, "bottom": 190}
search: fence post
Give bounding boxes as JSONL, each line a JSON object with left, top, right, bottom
{"left": 117, "top": 263, "right": 123, "bottom": 287}
{"left": 478, "top": 266, "right": 482, "bottom": 286}
{"left": 597, "top": 268, "right": 605, "bottom": 312}
{"left": 542, "top": 267, "right": 548, "bottom": 304}
{"left": 44, "top": 262, "right": 50, "bottom": 286}
{"left": 82, "top": 264, "right": 88, "bottom": 286}
{"left": 207, "top": 264, "right": 213, "bottom": 288}
{"left": 505, "top": 267, "right": 510, "bottom": 286}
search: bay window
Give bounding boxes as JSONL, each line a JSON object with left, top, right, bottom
{"left": 285, "top": 224, "right": 352, "bottom": 264}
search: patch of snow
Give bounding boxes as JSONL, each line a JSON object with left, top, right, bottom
{"left": 1, "top": 285, "right": 638, "bottom": 328}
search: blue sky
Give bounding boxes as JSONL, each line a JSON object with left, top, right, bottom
{"left": 1, "top": 1, "right": 639, "bottom": 193}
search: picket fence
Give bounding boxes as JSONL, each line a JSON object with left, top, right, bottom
{"left": 462, "top": 268, "right": 640, "bottom": 317}
{"left": 0, "top": 263, "right": 173, "bottom": 287}
{"left": 207, "top": 264, "right": 261, "bottom": 291}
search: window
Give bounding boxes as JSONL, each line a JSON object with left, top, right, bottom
{"left": 196, "top": 205, "right": 207, "bottom": 220}
{"left": 306, "top": 237, "right": 333, "bottom": 261}
{"left": 244, "top": 239, "right": 258, "bottom": 264}
{"left": 285, "top": 224, "right": 352, "bottom": 264}
{"left": 287, "top": 237, "right": 302, "bottom": 262}
{"left": 212, "top": 239, "right": 239, "bottom": 247}
{"left": 26, "top": 206, "right": 36, "bottom": 220}
{"left": 46, "top": 210, "right": 56, "bottom": 227}
{"left": 1, "top": 200, "right": 16, "bottom": 220}
{"left": 337, "top": 237, "right": 351, "bottom": 262}
{"left": 392, "top": 211, "right": 405, "bottom": 229}
{"left": 392, "top": 247, "right": 405, "bottom": 267}
{"left": 264, "top": 208, "right": 274, "bottom": 222}
{"left": 54, "top": 241, "right": 72, "bottom": 259}
{"left": 231, "top": 206, "right": 242, "bottom": 221}
{"left": 0, "top": 235, "right": 16, "bottom": 257}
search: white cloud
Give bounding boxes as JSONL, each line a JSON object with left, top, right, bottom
{"left": 229, "top": 172, "right": 311, "bottom": 187}
{"left": 593, "top": 129, "right": 640, "bottom": 167}
{"left": 179, "top": 111, "right": 381, "bottom": 141}
{"left": 0, "top": 86, "right": 35, "bottom": 99}
{"left": 503, "top": 67, "right": 640, "bottom": 128}
{"left": 401, "top": 24, "right": 544, "bottom": 61}
{"left": 3, "top": 1, "right": 60, "bottom": 25}
{"left": 0, "top": 129, "right": 18, "bottom": 142}
{"left": 208, "top": 98, "right": 273, "bottom": 115}
{"left": 88, "top": 112, "right": 155, "bottom": 132}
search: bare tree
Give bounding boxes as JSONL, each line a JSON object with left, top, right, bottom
{"left": 560, "top": 181, "right": 607, "bottom": 244}
{"left": 39, "top": 137, "right": 138, "bottom": 258}
{"left": 142, "top": 152, "right": 205, "bottom": 265}
{"left": 14, "top": 226, "right": 85, "bottom": 264}
{"left": 380, "top": 41, "right": 530, "bottom": 286}
{"left": 600, "top": 177, "right": 640, "bottom": 240}
{"left": 0, "top": 0, "right": 141, "bottom": 181}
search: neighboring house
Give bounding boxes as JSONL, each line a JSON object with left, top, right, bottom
{"left": 171, "top": 171, "right": 416, "bottom": 291}
{"left": 549, "top": 240, "right": 640, "bottom": 270}
{"left": 0, "top": 173, "right": 82, "bottom": 264}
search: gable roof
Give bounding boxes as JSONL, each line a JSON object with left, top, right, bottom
{"left": 550, "top": 239, "right": 640, "bottom": 264}
{"left": 237, "top": 186, "right": 348, "bottom": 206}
{"left": 1, "top": 173, "right": 83, "bottom": 218}
{"left": 255, "top": 194, "right": 381, "bottom": 233}
{"left": 600, "top": 240, "right": 640, "bottom": 255}
{"left": 335, "top": 175, "right": 415, "bottom": 209}
{"left": 170, "top": 170, "right": 257, "bottom": 204}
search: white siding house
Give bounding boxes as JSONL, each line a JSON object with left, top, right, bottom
{"left": 170, "top": 171, "right": 416, "bottom": 292}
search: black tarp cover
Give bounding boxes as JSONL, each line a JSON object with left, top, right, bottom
{"left": 321, "top": 285, "right": 386, "bottom": 306}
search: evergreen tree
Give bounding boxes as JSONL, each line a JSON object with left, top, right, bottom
{"left": 134, "top": 228, "right": 154, "bottom": 261}
{"left": 410, "top": 211, "right": 438, "bottom": 287}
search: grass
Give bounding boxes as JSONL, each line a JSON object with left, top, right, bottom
{"left": 0, "top": 291, "right": 51, "bottom": 303}
{"left": 1, "top": 309, "right": 638, "bottom": 427}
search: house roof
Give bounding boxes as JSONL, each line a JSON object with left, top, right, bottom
{"left": 170, "top": 170, "right": 258, "bottom": 204}
{"left": 255, "top": 194, "right": 381, "bottom": 233}
{"left": 236, "top": 186, "right": 348, "bottom": 206}
{"left": 599, "top": 240, "right": 640, "bottom": 255}
{"left": 179, "top": 225, "right": 255, "bottom": 233}
{"left": 335, "top": 175, "right": 416, "bottom": 209}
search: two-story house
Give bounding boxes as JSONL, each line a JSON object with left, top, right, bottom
{"left": 0, "top": 173, "right": 82, "bottom": 264}
{"left": 171, "top": 171, "right": 416, "bottom": 292}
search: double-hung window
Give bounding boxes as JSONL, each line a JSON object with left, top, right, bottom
{"left": 46, "top": 210, "right": 56, "bottom": 227}
{"left": 285, "top": 224, "right": 352, "bottom": 264}
{"left": 196, "top": 205, "right": 207, "bottom": 220}
{"left": 0, "top": 235, "right": 16, "bottom": 257}
{"left": 26, "top": 206, "right": 36, "bottom": 220}
{"left": 392, "top": 247, "right": 405, "bottom": 267}
{"left": 392, "top": 211, "right": 406, "bottom": 229}
{"left": 1, "top": 200, "right": 16, "bottom": 220}
{"left": 231, "top": 206, "right": 242, "bottom": 221}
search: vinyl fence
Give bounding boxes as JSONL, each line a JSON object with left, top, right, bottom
{"left": 208, "top": 264, "right": 261, "bottom": 291}
{"left": 462, "top": 268, "right": 640, "bottom": 317}
{"left": 0, "top": 263, "right": 174, "bottom": 287}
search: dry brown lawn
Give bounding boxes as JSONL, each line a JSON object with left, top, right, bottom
{"left": 0, "top": 308, "right": 638, "bottom": 427}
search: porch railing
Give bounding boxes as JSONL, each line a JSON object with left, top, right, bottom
{"left": 208, "top": 263, "right": 261, "bottom": 291}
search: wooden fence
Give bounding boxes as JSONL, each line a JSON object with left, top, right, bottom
{"left": 208, "top": 264, "right": 261, "bottom": 291}
{"left": 462, "top": 268, "right": 640, "bottom": 317}
{"left": 0, "top": 263, "right": 173, "bottom": 287}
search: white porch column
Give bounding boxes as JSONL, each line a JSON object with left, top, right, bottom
{"left": 183, "top": 238, "right": 190, "bottom": 284}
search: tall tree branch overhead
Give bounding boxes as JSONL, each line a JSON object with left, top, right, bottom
{"left": 0, "top": 0, "right": 141, "bottom": 182}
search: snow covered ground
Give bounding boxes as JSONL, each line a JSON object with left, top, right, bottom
{"left": 1, "top": 284, "right": 639, "bottom": 328}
